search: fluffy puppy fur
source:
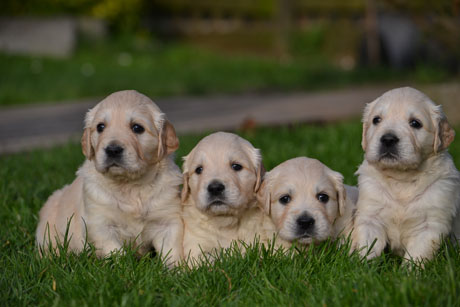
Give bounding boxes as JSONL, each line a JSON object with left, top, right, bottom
{"left": 352, "top": 87, "right": 460, "bottom": 262}
{"left": 256, "top": 157, "right": 358, "bottom": 246}
{"left": 181, "top": 132, "right": 264, "bottom": 261}
{"left": 36, "top": 90, "right": 183, "bottom": 265}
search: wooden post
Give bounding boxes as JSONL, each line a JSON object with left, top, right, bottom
{"left": 454, "top": 0, "right": 460, "bottom": 16}
{"left": 365, "top": 0, "right": 380, "bottom": 66}
{"left": 275, "top": 0, "right": 292, "bottom": 60}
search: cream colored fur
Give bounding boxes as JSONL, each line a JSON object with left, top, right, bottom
{"left": 180, "top": 132, "right": 265, "bottom": 262}
{"left": 352, "top": 87, "right": 460, "bottom": 262}
{"left": 36, "top": 90, "right": 183, "bottom": 265}
{"left": 256, "top": 157, "right": 358, "bottom": 245}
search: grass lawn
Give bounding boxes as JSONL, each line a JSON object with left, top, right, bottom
{"left": 0, "top": 36, "right": 453, "bottom": 107}
{"left": 1, "top": 121, "right": 460, "bottom": 306}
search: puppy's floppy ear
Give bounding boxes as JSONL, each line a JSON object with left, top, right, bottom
{"left": 249, "top": 147, "right": 265, "bottom": 193}
{"left": 254, "top": 157, "right": 266, "bottom": 193}
{"left": 361, "top": 98, "right": 378, "bottom": 152}
{"left": 157, "top": 118, "right": 180, "bottom": 160}
{"left": 432, "top": 105, "right": 455, "bottom": 153}
{"left": 181, "top": 153, "right": 191, "bottom": 202}
{"left": 181, "top": 172, "right": 190, "bottom": 203}
{"left": 255, "top": 164, "right": 266, "bottom": 193}
{"left": 328, "top": 170, "right": 346, "bottom": 216}
{"left": 81, "top": 128, "right": 94, "bottom": 160}
{"left": 81, "top": 106, "right": 97, "bottom": 160}
{"left": 256, "top": 175, "right": 272, "bottom": 216}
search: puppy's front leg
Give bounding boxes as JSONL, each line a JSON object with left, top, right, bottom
{"left": 403, "top": 231, "right": 444, "bottom": 264}
{"left": 352, "top": 211, "right": 387, "bottom": 259}
{"left": 451, "top": 211, "right": 460, "bottom": 244}
{"left": 87, "top": 222, "right": 123, "bottom": 257}
{"left": 145, "top": 218, "right": 184, "bottom": 267}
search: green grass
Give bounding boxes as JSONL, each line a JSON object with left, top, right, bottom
{"left": 1, "top": 121, "right": 460, "bottom": 306}
{"left": 0, "top": 36, "right": 454, "bottom": 106}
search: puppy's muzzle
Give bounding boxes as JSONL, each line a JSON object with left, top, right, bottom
{"left": 105, "top": 143, "right": 124, "bottom": 164}
{"left": 380, "top": 133, "right": 399, "bottom": 148}
{"left": 379, "top": 133, "right": 399, "bottom": 159}
{"left": 207, "top": 180, "right": 225, "bottom": 197}
{"left": 207, "top": 180, "right": 227, "bottom": 207}
{"left": 296, "top": 213, "right": 315, "bottom": 237}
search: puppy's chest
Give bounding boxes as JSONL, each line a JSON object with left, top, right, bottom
{"left": 186, "top": 223, "right": 236, "bottom": 243}
{"left": 86, "top": 185, "right": 158, "bottom": 224}
{"left": 369, "top": 179, "right": 449, "bottom": 242}
{"left": 373, "top": 184, "right": 424, "bottom": 219}
{"left": 184, "top": 218, "right": 237, "bottom": 253}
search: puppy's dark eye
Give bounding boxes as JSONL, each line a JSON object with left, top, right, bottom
{"left": 132, "top": 124, "right": 145, "bottom": 134}
{"left": 195, "top": 166, "right": 203, "bottom": 175}
{"left": 96, "top": 123, "right": 105, "bottom": 133}
{"left": 231, "top": 163, "right": 243, "bottom": 171}
{"left": 317, "top": 193, "right": 329, "bottom": 203}
{"left": 372, "top": 116, "right": 382, "bottom": 125}
{"left": 409, "top": 119, "right": 422, "bottom": 129}
{"left": 279, "top": 195, "right": 291, "bottom": 205}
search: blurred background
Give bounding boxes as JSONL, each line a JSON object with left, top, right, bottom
{"left": 0, "top": 0, "right": 459, "bottom": 153}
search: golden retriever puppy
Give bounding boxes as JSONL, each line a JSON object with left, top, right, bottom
{"left": 181, "top": 132, "right": 264, "bottom": 261}
{"left": 36, "top": 90, "right": 183, "bottom": 265}
{"left": 256, "top": 157, "right": 358, "bottom": 246}
{"left": 352, "top": 87, "right": 460, "bottom": 262}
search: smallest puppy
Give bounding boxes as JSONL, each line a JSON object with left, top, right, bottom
{"left": 256, "top": 157, "right": 358, "bottom": 245}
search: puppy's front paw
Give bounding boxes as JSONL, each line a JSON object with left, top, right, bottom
{"left": 350, "top": 239, "right": 378, "bottom": 259}
{"left": 95, "top": 241, "right": 124, "bottom": 258}
{"left": 352, "top": 226, "right": 386, "bottom": 260}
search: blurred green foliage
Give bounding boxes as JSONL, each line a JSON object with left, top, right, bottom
{"left": 1, "top": 0, "right": 144, "bottom": 30}
{"left": 2, "top": 0, "right": 93, "bottom": 15}
{"left": 0, "top": 35, "right": 453, "bottom": 106}
{"left": 290, "top": 26, "right": 324, "bottom": 56}
{"left": 2, "top": 0, "right": 457, "bottom": 30}
{"left": 149, "top": 0, "right": 275, "bottom": 19}
{"left": 1, "top": 0, "right": 458, "bottom": 105}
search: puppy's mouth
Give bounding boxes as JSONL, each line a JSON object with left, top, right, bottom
{"left": 296, "top": 232, "right": 314, "bottom": 240}
{"left": 295, "top": 234, "right": 314, "bottom": 245}
{"left": 378, "top": 151, "right": 399, "bottom": 161}
{"left": 104, "top": 160, "right": 126, "bottom": 171}
{"left": 207, "top": 198, "right": 228, "bottom": 208}
{"left": 293, "top": 227, "right": 316, "bottom": 241}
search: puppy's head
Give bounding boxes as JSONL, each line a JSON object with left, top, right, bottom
{"left": 362, "top": 87, "right": 455, "bottom": 170}
{"left": 181, "top": 132, "right": 264, "bottom": 216}
{"left": 81, "top": 90, "right": 179, "bottom": 180}
{"left": 257, "top": 157, "right": 346, "bottom": 244}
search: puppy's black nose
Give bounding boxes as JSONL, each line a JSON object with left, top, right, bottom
{"left": 380, "top": 133, "right": 399, "bottom": 147}
{"left": 207, "top": 181, "right": 225, "bottom": 196}
{"left": 297, "top": 214, "right": 315, "bottom": 231}
{"left": 105, "top": 144, "right": 124, "bottom": 158}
